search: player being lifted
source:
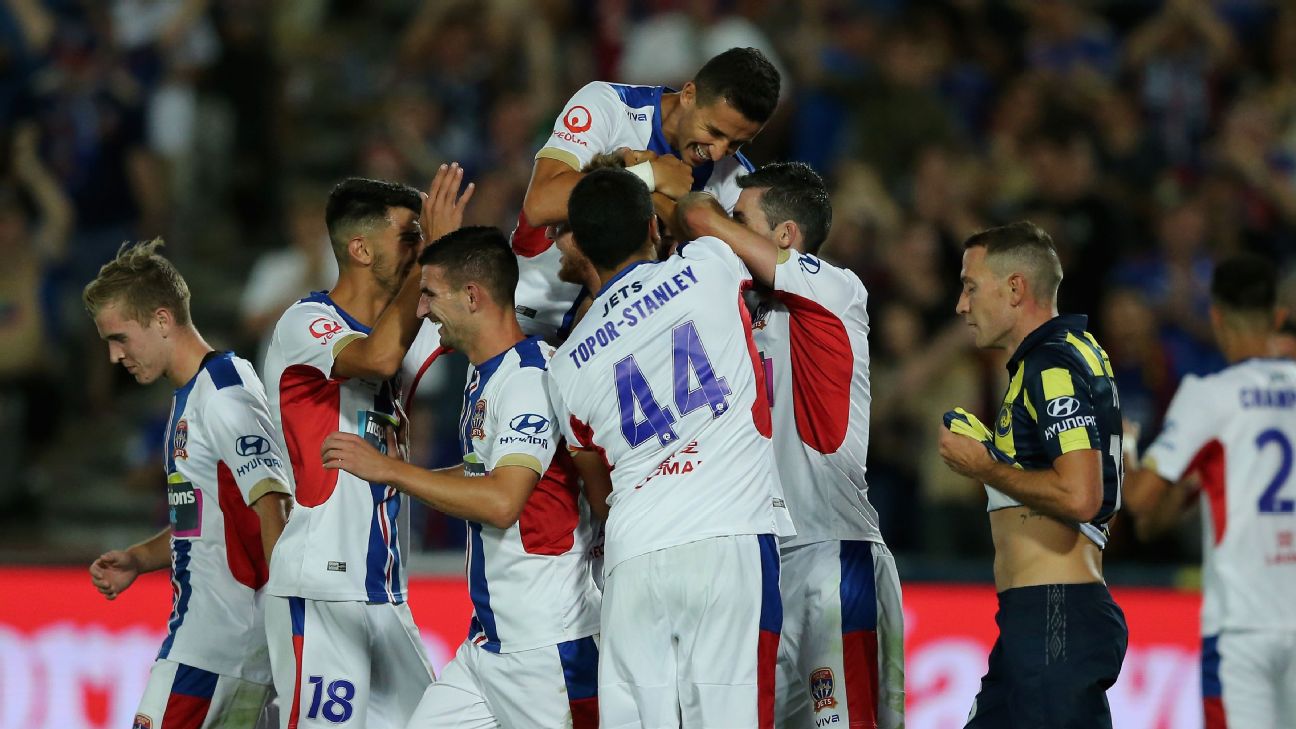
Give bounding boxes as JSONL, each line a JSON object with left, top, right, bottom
{"left": 1124, "top": 254, "right": 1296, "bottom": 729}
{"left": 939, "top": 222, "right": 1128, "bottom": 728}
{"left": 260, "top": 167, "right": 471, "bottom": 729}
{"left": 514, "top": 47, "right": 781, "bottom": 339}
{"left": 548, "top": 168, "right": 791, "bottom": 728}
{"left": 676, "top": 162, "right": 904, "bottom": 728}
{"left": 321, "top": 227, "right": 601, "bottom": 729}
{"left": 85, "top": 240, "right": 293, "bottom": 729}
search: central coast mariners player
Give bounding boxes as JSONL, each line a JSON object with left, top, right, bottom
{"left": 262, "top": 168, "right": 472, "bottom": 729}
{"left": 321, "top": 227, "right": 601, "bottom": 728}
{"left": 549, "top": 168, "right": 789, "bottom": 728}
{"left": 513, "top": 47, "right": 781, "bottom": 338}
{"left": 939, "top": 222, "right": 1127, "bottom": 728}
{"left": 677, "top": 163, "right": 904, "bottom": 728}
{"left": 1123, "top": 254, "right": 1296, "bottom": 729}
{"left": 85, "top": 240, "right": 293, "bottom": 729}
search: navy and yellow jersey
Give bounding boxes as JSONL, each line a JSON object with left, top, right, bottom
{"left": 989, "top": 315, "right": 1124, "bottom": 548}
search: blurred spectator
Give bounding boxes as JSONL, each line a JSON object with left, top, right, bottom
{"left": 1023, "top": 0, "right": 1118, "bottom": 83}
{"left": 1099, "top": 288, "right": 1176, "bottom": 452}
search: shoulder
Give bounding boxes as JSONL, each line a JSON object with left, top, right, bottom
{"left": 1022, "top": 341, "right": 1088, "bottom": 379}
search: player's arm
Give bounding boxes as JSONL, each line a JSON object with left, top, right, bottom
{"left": 250, "top": 491, "right": 291, "bottom": 559}
{"left": 1121, "top": 465, "right": 1193, "bottom": 540}
{"left": 941, "top": 432, "right": 1105, "bottom": 522}
{"left": 1124, "top": 378, "right": 1214, "bottom": 539}
{"left": 571, "top": 450, "right": 612, "bottom": 521}
{"left": 89, "top": 527, "right": 172, "bottom": 600}
{"left": 676, "top": 191, "right": 778, "bottom": 285}
{"left": 334, "top": 164, "right": 474, "bottom": 380}
{"left": 321, "top": 433, "right": 541, "bottom": 529}
{"left": 522, "top": 157, "right": 587, "bottom": 227}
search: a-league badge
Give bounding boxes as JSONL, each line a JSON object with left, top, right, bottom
{"left": 810, "top": 667, "right": 837, "bottom": 711}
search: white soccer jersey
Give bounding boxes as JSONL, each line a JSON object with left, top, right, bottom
{"left": 263, "top": 292, "right": 444, "bottom": 604}
{"left": 549, "top": 236, "right": 789, "bottom": 574}
{"left": 1144, "top": 358, "right": 1296, "bottom": 634}
{"left": 752, "top": 251, "right": 882, "bottom": 548}
{"left": 160, "top": 351, "right": 292, "bottom": 684}
{"left": 457, "top": 336, "right": 600, "bottom": 653}
{"left": 512, "top": 81, "right": 755, "bottom": 339}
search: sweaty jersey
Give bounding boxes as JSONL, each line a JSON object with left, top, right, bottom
{"left": 458, "top": 337, "right": 600, "bottom": 653}
{"left": 161, "top": 351, "right": 292, "bottom": 684}
{"left": 990, "top": 315, "right": 1123, "bottom": 548}
{"left": 263, "top": 292, "right": 444, "bottom": 603}
{"left": 513, "top": 81, "right": 755, "bottom": 339}
{"left": 752, "top": 250, "right": 881, "bottom": 548}
{"left": 549, "top": 236, "right": 790, "bottom": 574}
{"left": 1144, "top": 358, "right": 1296, "bottom": 634}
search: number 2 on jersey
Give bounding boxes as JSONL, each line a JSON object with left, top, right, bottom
{"left": 1256, "top": 428, "right": 1295, "bottom": 514}
{"left": 616, "top": 321, "right": 732, "bottom": 448}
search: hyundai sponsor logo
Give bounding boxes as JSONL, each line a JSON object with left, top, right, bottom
{"left": 236, "top": 435, "right": 272, "bottom": 457}
{"left": 510, "top": 413, "right": 550, "bottom": 435}
{"left": 1046, "top": 396, "right": 1080, "bottom": 418}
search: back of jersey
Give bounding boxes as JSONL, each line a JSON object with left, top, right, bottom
{"left": 551, "top": 237, "right": 784, "bottom": 573}
{"left": 1145, "top": 358, "right": 1296, "bottom": 633}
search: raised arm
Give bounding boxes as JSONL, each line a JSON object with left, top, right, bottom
{"left": 676, "top": 191, "right": 779, "bottom": 285}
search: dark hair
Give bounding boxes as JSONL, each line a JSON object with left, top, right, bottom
{"left": 418, "top": 226, "right": 518, "bottom": 306}
{"left": 1211, "top": 253, "right": 1276, "bottom": 312}
{"left": 737, "top": 162, "right": 832, "bottom": 254}
{"left": 568, "top": 168, "right": 654, "bottom": 270}
{"left": 963, "top": 221, "right": 1063, "bottom": 303}
{"left": 324, "top": 177, "right": 422, "bottom": 263}
{"left": 693, "top": 47, "right": 781, "bottom": 124}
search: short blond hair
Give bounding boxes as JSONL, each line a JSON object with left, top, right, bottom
{"left": 83, "top": 239, "right": 192, "bottom": 325}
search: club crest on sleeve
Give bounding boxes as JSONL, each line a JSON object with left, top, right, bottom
{"left": 810, "top": 667, "right": 837, "bottom": 711}
{"left": 470, "top": 400, "right": 487, "bottom": 440}
{"left": 996, "top": 404, "right": 1012, "bottom": 437}
{"left": 132, "top": 714, "right": 152, "bottom": 729}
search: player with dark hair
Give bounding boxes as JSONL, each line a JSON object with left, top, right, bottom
{"left": 320, "top": 226, "right": 601, "bottom": 729}
{"left": 261, "top": 167, "right": 473, "bottom": 729}
{"left": 677, "top": 161, "right": 904, "bottom": 727}
{"left": 1124, "top": 253, "right": 1296, "bottom": 729}
{"left": 513, "top": 47, "right": 782, "bottom": 339}
{"left": 549, "top": 167, "right": 791, "bottom": 728}
{"left": 85, "top": 239, "right": 292, "bottom": 729}
{"left": 938, "top": 221, "right": 1128, "bottom": 728}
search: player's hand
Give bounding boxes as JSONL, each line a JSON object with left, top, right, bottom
{"left": 321, "top": 432, "right": 397, "bottom": 484}
{"left": 673, "top": 191, "right": 724, "bottom": 240}
{"left": 617, "top": 147, "right": 658, "bottom": 166}
{"left": 89, "top": 549, "right": 140, "bottom": 600}
{"left": 651, "top": 154, "right": 694, "bottom": 200}
{"left": 939, "top": 427, "right": 996, "bottom": 482}
{"left": 422, "top": 162, "right": 476, "bottom": 247}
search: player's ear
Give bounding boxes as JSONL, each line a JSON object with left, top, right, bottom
{"left": 153, "top": 307, "right": 174, "bottom": 335}
{"left": 776, "top": 220, "right": 798, "bottom": 251}
{"left": 680, "top": 82, "right": 696, "bottom": 109}
{"left": 348, "top": 236, "right": 371, "bottom": 266}
{"left": 1007, "top": 273, "right": 1027, "bottom": 307}
{"left": 464, "top": 282, "right": 481, "bottom": 312}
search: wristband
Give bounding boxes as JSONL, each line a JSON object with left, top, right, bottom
{"left": 626, "top": 160, "right": 656, "bottom": 192}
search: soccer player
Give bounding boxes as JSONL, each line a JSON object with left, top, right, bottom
{"left": 938, "top": 222, "right": 1127, "bottom": 728}
{"left": 1123, "top": 254, "right": 1296, "bottom": 729}
{"left": 260, "top": 168, "right": 472, "bottom": 729}
{"left": 676, "top": 162, "right": 904, "bottom": 728}
{"left": 319, "top": 226, "right": 601, "bottom": 728}
{"left": 513, "top": 46, "right": 781, "bottom": 338}
{"left": 84, "top": 239, "right": 293, "bottom": 729}
{"left": 548, "top": 168, "right": 789, "bottom": 728}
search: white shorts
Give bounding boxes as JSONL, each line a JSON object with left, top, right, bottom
{"left": 264, "top": 597, "right": 433, "bottom": 729}
{"left": 1203, "top": 629, "right": 1296, "bottom": 729}
{"left": 775, "top": 539, "right": 904, "bottom": 729}
{"left": 407, "top": 635, "right": 599, "bottom": 728}
{"left": 600, "top": 534, "right": 781, "bottom": 729}
{"left": 133, "top": 659, "right": 272, "bottom": 729}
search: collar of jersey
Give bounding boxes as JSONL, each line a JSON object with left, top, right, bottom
{"left": 174, "top": 350, "right": 232, "bottom": 396}
{"left": 301, "top": 290, "right": 371, "bottom": 334}
{"left": 474, "top": 335, "right": 545, "bottom": 384}
{"left": 595, "top": 259, "right": 660, "bottom": 300}
{"left": 1007, "top": 314, "right": 1089, "bottom": 371}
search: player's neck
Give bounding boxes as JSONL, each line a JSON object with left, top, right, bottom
{"left": 1005, "top": 306, "right": 1059, "bottom": 353}
{"left": 465, "top": 312, "right": 526, "bottom": 366}
{"left": 596, "top": 252, "right": 655, "bottom": 294}
{"left": 166, "top": 327, "right": 214, "bottom": 387}
{"left": 328, "top": 270, "right": 392, "bottom": 328}
{"left": 1222, "top": 331, "right": 1272, "bottom": 363}
{"left": 659, "top": 91, "right": 681, "bottom": 149}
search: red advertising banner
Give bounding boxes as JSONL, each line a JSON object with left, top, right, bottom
{"left": 0, "top": 568, "right": 1202, "bottom": 729}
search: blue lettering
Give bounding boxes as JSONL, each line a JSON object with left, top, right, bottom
{"left": 1241, "top": 388, "right": 1296, "bottom": 408}
{"left": 623, "top": 307, "right": 638, "bottom": 326}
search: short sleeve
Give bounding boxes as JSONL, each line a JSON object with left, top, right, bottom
{"left": 535, "top": 82, "right": 625, "bottom": 172}
{"left": 679, "top": 235, "right": 750, "bottom": 282}
{"left": 271, "top": 302, "right": 364, "bottom": 379}
{"left": 772, "top": 253, "right": 863, "bottom": 313}
{"left": 1023, "top": 349, "right": 1101, "bottom": 461}
{"left": 205, "top": 387, "right": 293, "bottom": 505}
{"left": 1143, "top": 376, "right": 1217, "bottom": 484}
{"left": 485, "top": 367, "right": 560, "bottom": 476}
